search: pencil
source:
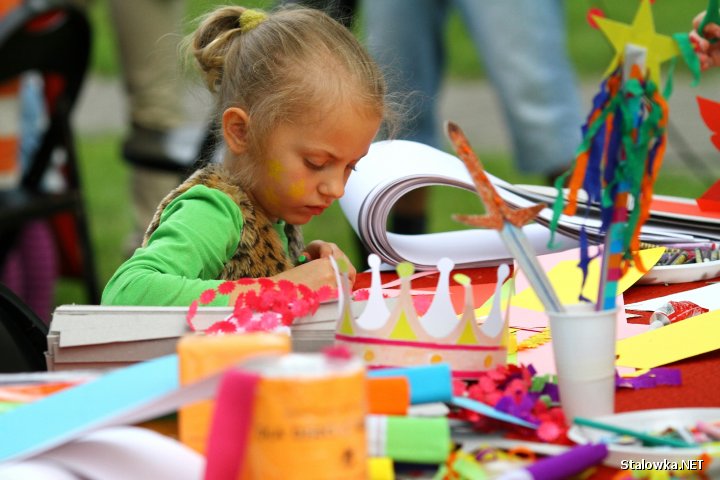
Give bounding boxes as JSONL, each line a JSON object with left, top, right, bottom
{"left": 574, "top": 417, "right": 697, "bottom": 448}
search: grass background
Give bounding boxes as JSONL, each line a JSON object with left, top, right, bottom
{"left": 58, "top": 0, "right": 714, "bottom": 307}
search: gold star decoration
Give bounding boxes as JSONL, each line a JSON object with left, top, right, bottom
{"left": 593, "top": 0, "right": 680, "bottom": 85}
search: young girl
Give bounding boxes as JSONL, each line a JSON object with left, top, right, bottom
{"left": 102, "top": 5, "right": 390, "bottom": 306}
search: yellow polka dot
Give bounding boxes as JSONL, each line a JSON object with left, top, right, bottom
{"left": 363, "top": 349, "right": 375, "bottom": 362}
{"left": 484, "top": 354, "right": 494, "bottom": 368}
{"left": 430, "top": 354, "right": 443, "bottom": 364}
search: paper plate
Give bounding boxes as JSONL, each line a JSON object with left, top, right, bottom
{"left": 568, "top": 408, "right": 720, "bottom": 470}
{"left": 638, "top": 259, "right": 720, "bottom": 285}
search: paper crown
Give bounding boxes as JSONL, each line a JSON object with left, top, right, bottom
{"left": 333, "top": 255, "right": 509, "bottom": 378}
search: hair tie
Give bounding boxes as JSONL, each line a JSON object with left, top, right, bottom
{"left": 239, "top": 9, "right": 267, "bottom": 33}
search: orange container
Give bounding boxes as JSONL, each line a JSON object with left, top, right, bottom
{"left": 177, "top": 333, "right": 290, "bottom": 453}
{"left": 205, "top": 353, "right": 368, "bottom": 480}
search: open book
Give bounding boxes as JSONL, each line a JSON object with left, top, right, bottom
{"left": 339, "top": 140, "right": 720, "bottom": 270}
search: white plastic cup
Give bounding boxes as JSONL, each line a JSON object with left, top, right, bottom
{"left": 547, "top": 303, "right": 617, "bottom": 425}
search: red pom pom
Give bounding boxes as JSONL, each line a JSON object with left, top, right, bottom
{"left": 587, "top": 7, "right": 604, "bottom": 29}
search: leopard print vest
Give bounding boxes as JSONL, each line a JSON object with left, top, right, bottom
{"left": 143, "top": 165, "right": 305, "bottom": 279}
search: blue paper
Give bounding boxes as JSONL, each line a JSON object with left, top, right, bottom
{"left": 0, "top": 354, "right": 179, "bottom": 462}
{"left": 450, "top": 396, "right": 538, "bottom": 430}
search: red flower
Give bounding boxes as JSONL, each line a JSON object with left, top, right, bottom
{"left": 317, "top": 286, "right": 337, "bottom": 302}
{"left": 199, "top": 288, "right": 217, "bottom": 304}
{"left": 322, "top": 345, "right": 353, "bottom": 360}
{"left": 217, "top": 281, "right": 237, "bottom": 295}
{"left": 233, "top": 307, "right": 253, "bottom": 327}
{"left": 206, "top": 320, "right": 238, "bottom": 335}
{"left": 186, "top": 300, "right": 199, "bottom": 331}
{"left": 353, "top": 289, "right": 370, "bottom": 301}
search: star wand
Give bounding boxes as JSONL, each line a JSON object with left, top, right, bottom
{"left": 446, "top": 122, "right": 564, "bottom": 314}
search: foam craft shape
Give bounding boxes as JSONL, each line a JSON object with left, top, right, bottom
{"left": 697, "top": 96, "right": 720, "bottom": 152}
{"left": 696, "top": 178, "right": 720, "bottom": 213}
{"left": 615, "top": 308, "right": 720, "bottom": 375}
{"left": 367, "top": 363, "right": 452, "bottom": 405}
{"left": 593, "top": 0, "right": 679, "bottom": 86}
{"left": 335, "top": 255, "right": 509, "bottom": 378}
{"left": 366, "top": 415, "right": 450, "bottom": 464}
{"left": 366, "top": 377, "right": 410, "bottom": 415}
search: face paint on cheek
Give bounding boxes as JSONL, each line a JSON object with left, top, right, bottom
{"left": 266, "top": 158, "right": 283, "bottom": 180}
{"left": 288, "top": 179, "right": 306, "bottom": 201}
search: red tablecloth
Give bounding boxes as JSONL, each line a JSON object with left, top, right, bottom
{"left": 355, "top": 269, "right": 720, "bottom": 409}
{"left": 354, "top": 268, "right": 720, "bottom": 477}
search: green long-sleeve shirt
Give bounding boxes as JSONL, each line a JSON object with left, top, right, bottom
{"left": 102, "top": 185, "right": 289, "bottom": 306}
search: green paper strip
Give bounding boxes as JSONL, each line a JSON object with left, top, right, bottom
{"left": 672, "top": 33, "right": 702, "bottom": 89}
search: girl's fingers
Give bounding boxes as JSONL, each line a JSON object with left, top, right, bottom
{"left": 693, "top": 11, "right": 706, "bottom": 30}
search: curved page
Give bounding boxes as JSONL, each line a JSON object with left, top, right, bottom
{"left": 339, "top": 140, "right": 578, "bottom": 269}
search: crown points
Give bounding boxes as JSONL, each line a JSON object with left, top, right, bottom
{"left": 333, "top": 256, "right": 509, "bottom": 378}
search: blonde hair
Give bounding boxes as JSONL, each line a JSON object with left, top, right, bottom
{"left": 187, "top": 5, "right": 393, "bottom": 181}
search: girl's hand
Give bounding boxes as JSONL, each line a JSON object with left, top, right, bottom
{"left": 302, "top": 240, "right": 357, "bottom": 285}
{"left": 271, "top": 257, "right": 345, "bottom": 291}
{"left": 691, "top": 11, "right": 720, "bottom": 70}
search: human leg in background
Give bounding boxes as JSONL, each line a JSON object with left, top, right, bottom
{"left": 1, "top": 222, "right": 58, "bottom": 324}
{"left": 109, "top": 0, "right": 203, "bottom": 252}
{"left": 455, "top": 0, "right": 583, "bottom": 183}
{"left": 364, "top": 0, "right": 449, "bottom": 237}
{"left": 0, "top": 74, "right": 58, "bottom": 324}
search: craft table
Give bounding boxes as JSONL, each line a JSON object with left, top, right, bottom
{"left": 354, "top": 267, "right": 720, "bottom": 478}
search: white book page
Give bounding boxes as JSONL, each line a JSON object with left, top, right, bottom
{"left": 0, "top": 427, "right": 204, "bottom": 480}
{"left": 341, "top": 140, "right": 578, "bottom": 269}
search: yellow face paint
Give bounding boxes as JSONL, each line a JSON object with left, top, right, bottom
{"left": 288, "top": 179, "right": 306, "bottom": 200}
{"left": 267, "top": 158, "right": 283, "bottom": 180}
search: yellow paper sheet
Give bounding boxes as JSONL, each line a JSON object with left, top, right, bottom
{"left": 616, "top": 308, "right": 720, "bottom": 375}
{"left": 508, "top": 247, "right": 665, "bottom": 312}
